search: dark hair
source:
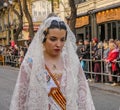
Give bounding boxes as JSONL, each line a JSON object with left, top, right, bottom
{"left": 43, "top": 20, "right": 67, "bottom": 43}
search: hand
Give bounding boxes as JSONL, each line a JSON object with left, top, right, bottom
{"left": 93, "top": 58, "right": 95, "bottom": 61}
{"left": 113, "top": 59, "right": 116, "bottom": 62}
{"left": 80, "top": 57, "right": 82, "bottom": 60}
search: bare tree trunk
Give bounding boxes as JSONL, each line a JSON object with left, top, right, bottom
{"left": 7, "top": 0, "right": 23, "bottom": 43}
{"left": 51, "top": 0, "right": 54, "bottom": 12}
{"left": 68, "top": 0, "right": 77, "bottom": 35}
{"left": 23, "top": 0, "right": 34, "bottom": 39}
{"left": 13, "top": 0, "right": 23, "bottom": 43}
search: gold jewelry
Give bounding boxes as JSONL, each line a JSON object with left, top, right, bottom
{"left": 51, "top": 64, "right": 62, "bottom": 82}
{"left": 52, "top": 64, "right": 57, "bottom": 70}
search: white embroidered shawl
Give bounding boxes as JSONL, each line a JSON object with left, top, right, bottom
{"left": 9, "top": 17, "right": 95, "bottom": 110}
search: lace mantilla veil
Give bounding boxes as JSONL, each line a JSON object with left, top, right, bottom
{"left": 10, "top": 16, "right": 95, "bottom": 110}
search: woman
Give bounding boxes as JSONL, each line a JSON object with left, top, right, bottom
{"left": 10, "top": 16, "right": 95, "bottom": 110}
{"left": 93, "top": 42, "right": 103, "bottom": 82}
{"left": 18, "top": 47, "right": 25, "bottom": 66}
{"left": 105, "top": 41, "right": 119, "bottom": 86}
{"left": 103, "top": 41, "right": 109, "bottom": 82}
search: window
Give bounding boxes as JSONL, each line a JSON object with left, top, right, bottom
{"left": 107, "top": 23, "right": 111, "bottom": 39}
{"left": 112, "top": 22, "right": 116, "bottom": 40}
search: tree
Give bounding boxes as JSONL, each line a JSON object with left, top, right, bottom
{"left": 68, "top": 0, "right": 77, "bottom": 35}
{"left": 6, "top": 0, "right": 23, "bottom": 43}
{"left": 12, "top": 0, "right": 23, "bottom": 43}
{"left": 6, "top": 0, "right": 34, "bottom": 43}
{"left": 48, "top": 0, "right": 54, "bottom": 12}
{"left": 23, "top": 0, "right": 34, "bottom": 39}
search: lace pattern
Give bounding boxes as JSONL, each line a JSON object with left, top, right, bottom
{"left": 10, "top": 16, "right": 95, "bottom": 110}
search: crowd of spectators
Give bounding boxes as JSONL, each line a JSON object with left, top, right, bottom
{"left": 0, "top": 38, "right": 120, "bottom": 86}
{"left": 0, "top": 40, "right": 31, "bottom": 67}
{"left": 76, "top": 38, "right": 120, "bottom": 86}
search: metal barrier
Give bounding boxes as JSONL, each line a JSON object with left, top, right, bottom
{"left": 4, "top": 55, "right": 20, "bottom": 67}
{"left": 81, "top": 58, "right": 120, "bottom": 83}
{"left": 0, "top": 55, "right": 5, "bottom": 65}
{"left": 0, "top": 52, "right": 119, "bottom": 84}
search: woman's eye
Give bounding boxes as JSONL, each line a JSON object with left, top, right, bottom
{"left": 50, "top": 37, "right": 57, "bottom": 41}
{"left": 61, "top": 37, "right": 66, "bottom": 42}
{"left": 49, "top": 37, "right": 66, "bottom": 42}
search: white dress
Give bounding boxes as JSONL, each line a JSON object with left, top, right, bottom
{"left": 9, "top": 16, "right": 95, "bottom": 110}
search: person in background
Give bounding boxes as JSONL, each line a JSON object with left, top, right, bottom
{"left": 91, "top": 37, "right": 98, "bottom": 80}
{"left": 115, "top": 40, "right": 120, "bottom": 70}
{"left": 76, "top": 39, "right": 84, "bottom": 68}
{"left": 18, "top": 47, "right": 25, "bottom": 66}
{"left": 11, "top": 44, "right": 19, "bottom": 67}
{"left": 91, "top": 37, "right": 98, "bottom": 56}
{"left": 10, "top": 15, "right": 95, "bottom": 110}
{"left": 24, "top": 40, "right": 31, "bottom": 55}
{"left": 103, "top": 40, "right": 110, "bottom": 82}
{"left": 93, "top": 42, "right": 103, "bottom": 82}
{"left": 105, "top": 41, "right": 119, "bottom": 86}
{"left": 80, "top": 39, "right": 91, "bottom": 80}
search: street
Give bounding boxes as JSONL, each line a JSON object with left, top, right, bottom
{"left": 0, "top": 67, "right": 18, "bottom": 110}
{"left": 91, "top": 87, "right": 120, "bottom": 110}
{"left": 0, "top": 66, "right": 120, "bottom": 110}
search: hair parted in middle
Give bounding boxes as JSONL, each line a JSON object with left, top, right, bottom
{"left": 43, "top": 20, "right": 67, "bottom": 43}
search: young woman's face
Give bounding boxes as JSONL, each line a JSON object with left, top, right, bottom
{"left": 109, "top": 42, "right": 115, "bottom": 50}
{"left": 43, "top": 28, "right": 66, "bottom": 57}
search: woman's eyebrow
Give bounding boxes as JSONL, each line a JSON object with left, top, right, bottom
{"left": 49, "top": 36, "right": 56, "bottom": 38}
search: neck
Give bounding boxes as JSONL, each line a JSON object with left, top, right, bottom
{"left": 44, "top": 51, "right": 63, "bottom": 71}
{"left": 44, "top": 52, "right": 61, "bottom": 60}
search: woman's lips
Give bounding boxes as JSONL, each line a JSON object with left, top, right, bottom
{"left": 54, "top": 49, "right": 60, "bottom": 52}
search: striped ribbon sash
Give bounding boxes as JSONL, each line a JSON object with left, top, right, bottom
{"left": 45, "top": 65, "right": 66, "bottom": 110}
{"left": 48, "top": 87, "right": 66, "bottom": 110}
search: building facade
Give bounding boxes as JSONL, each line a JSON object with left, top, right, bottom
{"left": 0, "top": 0, "right": 52, "bottom": 46}
{"left": 0, "top": 1, "right": 28, "bottom": 46}
{"left": 1, "top": 0, "right": 119, "bottom": 46}
{"left": 74, "top": 0, "right": 120, "bottom": 41}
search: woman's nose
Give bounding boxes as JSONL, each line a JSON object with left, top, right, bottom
{"left": 56, "top": 40, "right": 62, "bottom": 47}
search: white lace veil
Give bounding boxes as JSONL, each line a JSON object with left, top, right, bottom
{"left": 10, "top": 16, "right": 95, "bottom": 110}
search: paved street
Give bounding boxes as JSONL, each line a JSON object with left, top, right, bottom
{"left": 0, "top": 66, "right": 19, "bottom": 110}
{"left": 91, "top": 87, "right": 120, "bottom": 110}
{"left": 0, "top": 66, "right": 120, "bottom": 110}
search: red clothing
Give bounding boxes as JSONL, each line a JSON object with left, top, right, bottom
{"left": 106, "top": 48, "right": 119, "bottom": 72}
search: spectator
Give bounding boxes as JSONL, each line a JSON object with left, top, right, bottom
{"left": 103, "top": 40, "right": 110, "bottom": 82}
{"left": 18, "top": 47, "right": 25, "bottom": 66}
{"left": 80, "top": 39, "right": 90, "bottom": 79}
{"left": 93, "top": 42, "right": 103, "bottom": 82}
{"left": 91, "top": 37, "right": 98, "bottom": 79}
{"left": 105, "top": 41, "right": 119, "bottom": 86}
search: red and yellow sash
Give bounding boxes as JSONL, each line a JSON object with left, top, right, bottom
{"left": 45, "top": 65, "right": 66, "bottom": 110}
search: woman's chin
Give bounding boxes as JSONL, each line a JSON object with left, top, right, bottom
{"left": 52, "top": 53, "right": 61, "bottom": 57}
